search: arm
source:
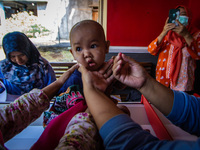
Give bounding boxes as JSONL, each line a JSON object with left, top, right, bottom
{"left": 167, "top": 91, "right": 200, "bottom": 136}
{"left": 80, "top": 64, "right": 123, "bottom": 129}
{"left": 42, "top": 64, "right": 79, "bottom": 100}
{"left": 81, "top": 57, "right": 200, "bottom": 150}
{"left": 148, "top": 18, "right": 175, "bottom": 56}
{"left": 157, "top": 18, "right": 176, "bottom": 45}
{"left": 113, "top": 53, "right": 174, "bottom": 116}
{"left": 0, "top": 89, "right": 49, "bottom": 142}
{"left": 113, "top": 53, "right": 200, "bottom": 135}
{"left": 0, "top": 64, "right": 79, "bottom": 142}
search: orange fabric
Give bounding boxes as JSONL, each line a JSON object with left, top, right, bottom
{"left": 165, "top": 5, "right": 199, "bottom": 86}
{"left": 166, "top": 31, "right": 184, "bottom": 86}
{"left": 148, "top": 37, "right": 170, "bottom": 87}
{"left": 148, "top": 6, "right": 200, "bottom": 91}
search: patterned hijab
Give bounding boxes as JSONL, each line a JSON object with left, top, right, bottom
{"left": 0, "top": 31, "right": 48, "bottom": 94}
{"left": 166, "top": 5, "right": 199, "bottom": 86}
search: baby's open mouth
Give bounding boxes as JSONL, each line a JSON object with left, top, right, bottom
{"left": 88, "top": 60, "right": 95, "bottom": 67}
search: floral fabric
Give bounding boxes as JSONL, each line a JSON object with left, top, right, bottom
{"left": 43, "top": 85, "right": 85, "bottom": 128}
{"left": 0, "top": 89, "right": 50, "bottom": 143}
{"left": 55, "top": 112, "right": 100, "bottom": 150}
{"left": 148, "top": 31, "right": 200, "bottom": 91}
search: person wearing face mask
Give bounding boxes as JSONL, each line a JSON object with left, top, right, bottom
{"left": 148, "top": 5, "right": 200, "bottom": 94}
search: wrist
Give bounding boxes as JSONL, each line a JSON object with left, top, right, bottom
{"left": 157, "top": 32, "right": 166, "bottom": 45}
{"left": 138, "top": 74, "right": 154, "bottom": 95}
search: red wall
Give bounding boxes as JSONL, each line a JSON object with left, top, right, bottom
{"left": 107, "top": 0, "right": 200, "bottom": 46}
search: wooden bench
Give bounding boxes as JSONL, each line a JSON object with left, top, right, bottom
{"left": 50, "top": 62, "right": 76, "bottom": 79}
{"left": 50, "top": 62, "right": 154, "bottom": 79}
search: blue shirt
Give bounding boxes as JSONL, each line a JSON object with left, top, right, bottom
{"left": 58, "top": 69, "right": 83, "bottom": 94}
{"left": 100, "top": 91, "right": 200, "bottom": 150}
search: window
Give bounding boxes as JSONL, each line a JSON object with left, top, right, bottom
{"left": 0, "top": 0, "right": 100, "bottom": 62}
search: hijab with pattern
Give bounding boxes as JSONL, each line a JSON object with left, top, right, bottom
{"left": 0, "top": 31, "right": 49, "bottom": 94}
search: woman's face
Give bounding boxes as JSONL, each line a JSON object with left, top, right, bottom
{"left": 179, "top": 7, "right": 187, "bottom": 16}
{"left": 9, "top": 51, "right": 28, "bottom": 65}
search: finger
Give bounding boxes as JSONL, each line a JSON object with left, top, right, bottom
{"left": 69, "top": 63, "right": 79, "bottom": 72}
{"left": 113, "top": 53, "right": 123, "bottom": 70}
{"left": 64, "top": 63, "right": 79, "bottom": 77}
{"left": 111, "top": 55, "right": 116, "bottom": 60}
{"left": 106, "top": 74, "right": 115, "bottom": 85}
{"left": 165, "top": 17, "right": 169, "bottom": 24}
{"left": 98, "top": 59, "right": 113, "bottom": 74}
{"left": 113, "top": 61, "right": 122, "bottom": 77}
{"left": 164, "top": 24, "right": 175, "bottom": 31}
{"left": 58, "top": 64, "right": 79, "bottom": 83}
{"left": 121, "top": 53, "right": 138, "bottom": 66}
{"left": 113, "top": 53, "right": 122, "bottom": 64}
{"left": 79, "top": 63, "right": 87, "bottom": 74}
{"left": 103, "top": 66, "right": 113, "bottom": 78}
{"left": 175, "top": 19, "right": 182, "bottom": 26}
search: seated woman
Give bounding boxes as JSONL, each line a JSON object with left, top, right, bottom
{"left": 0, "top": 31, "right": 56, "bottom": 96}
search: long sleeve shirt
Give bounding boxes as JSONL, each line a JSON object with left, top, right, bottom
{"left": 100, "top": 90, "right": 200, "bottom": 149}
{"left": 148, "top": 31, "right": 200, "bottom": 91}
{"left": 0, "top": 89, "right": 50, "bottom": 143}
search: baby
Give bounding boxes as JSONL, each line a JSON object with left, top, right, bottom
{"left": 44, "top": 20, "right": 128, "bottom": 127}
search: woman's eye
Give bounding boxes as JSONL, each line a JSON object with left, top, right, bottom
{"left": 20, "top": 54, "right": 25, "bottom": 57}
{"left": 76, "top": 47, "right": 82, "bottom": 51}
{"left": 91, "top": 44, "right": 97, "bottom": 48}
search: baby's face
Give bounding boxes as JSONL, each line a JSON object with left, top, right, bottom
{"left": 70, "top": 22, "right": 109, "bottom": 71}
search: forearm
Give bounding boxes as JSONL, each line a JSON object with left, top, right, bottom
{"left": 139, "top": 74, "right": 174, "bottom": 116}
{"left": 0, "top": 89, "right": 50, "bottom": 142}
{"left": 42, "top": 80, "right": 64, "bottom": 100}
{"left": 42, "top": 64, "right": 78, "bottom": 100}
{"left": 157, "top": 31, "right": 167, "bottom": 45}
{"left": 84, "top": 86, "right": 123, "bottom": 129}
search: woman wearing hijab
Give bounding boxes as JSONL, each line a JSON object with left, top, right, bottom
{"left": 148, "top": 5, "right": 200, "bottom": 94}
{"left": 0, "top": 31, "right": 56, "bottom": 95}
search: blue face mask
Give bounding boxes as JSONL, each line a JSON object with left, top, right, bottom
{"left": 178, "top": 16, "right": 189, "bottom": 26}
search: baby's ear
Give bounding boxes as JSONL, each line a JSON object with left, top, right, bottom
{"left": 69, "top": 49, "right": 73, "bottom": 54}
{"left": 105, "top": 40, "right": 110, "bottom": 53}
{"left": 69, "top": 49, "right": 76, "bottom": 60}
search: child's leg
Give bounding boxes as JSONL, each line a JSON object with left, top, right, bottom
{"left": 56, "top": 112, "right": 100, "bottom": 150}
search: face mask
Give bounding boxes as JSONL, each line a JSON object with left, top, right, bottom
{"left": 178, "top": 16, "right": 189, "bottom": 26}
